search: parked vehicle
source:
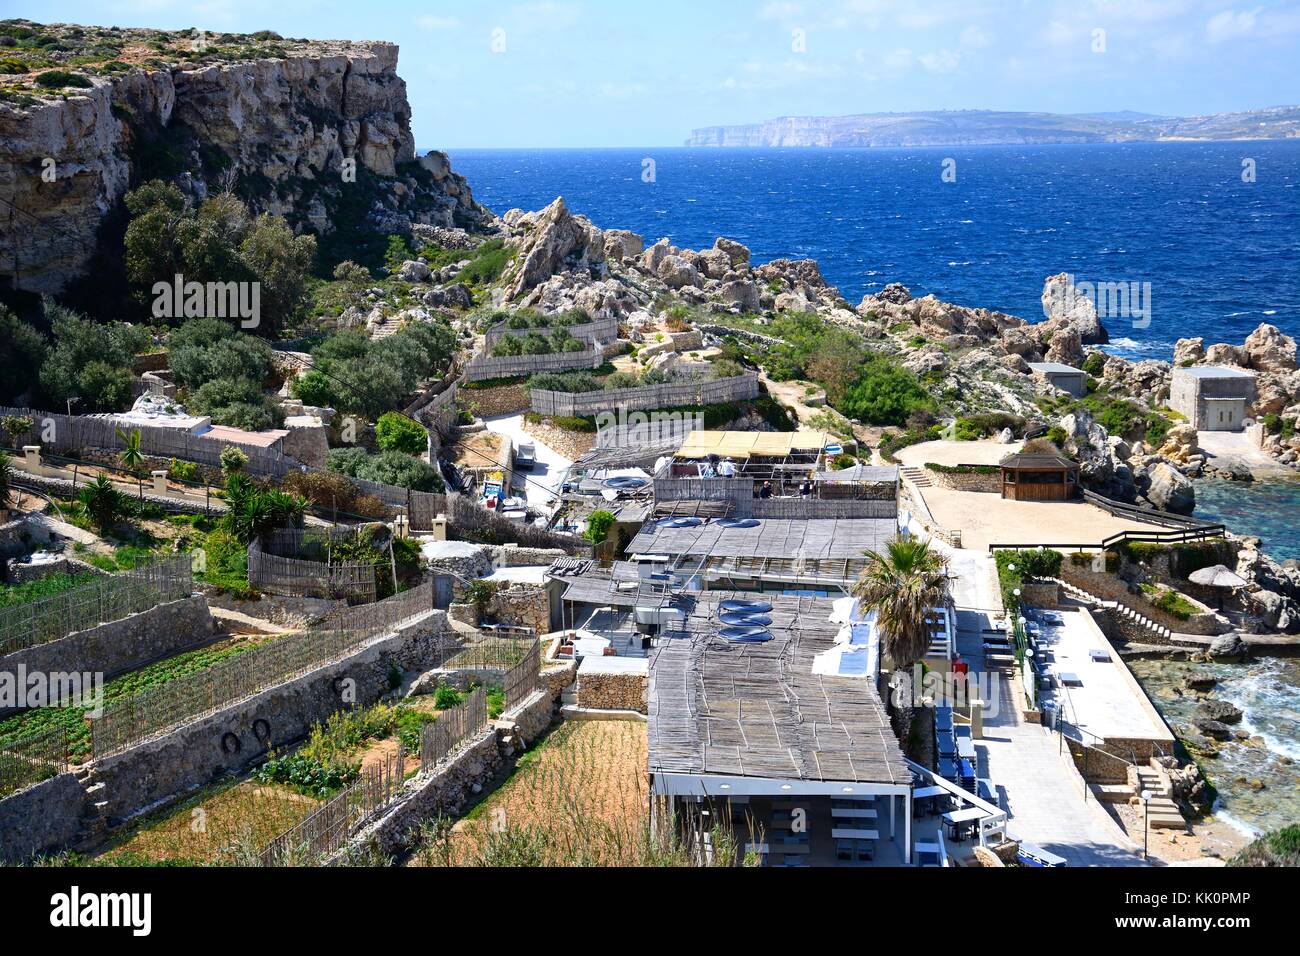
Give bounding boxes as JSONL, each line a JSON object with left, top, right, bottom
{"left": 514, "top": 442, "right": 537, "bottom": 472}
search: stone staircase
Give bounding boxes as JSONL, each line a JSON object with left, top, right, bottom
{"left": 1048, "top": 577, "right": 1175, "bottom": 641}
{"left": 901, "top": 465, "right": 933, "bottom": 488}
{"left": 72, "top": 766, "right": 111, "bottom": 852}
{"left": 1134, "top": 765, "right": 1186, "bottom": 830}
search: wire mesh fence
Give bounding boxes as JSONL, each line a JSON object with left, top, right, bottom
{"left": 504, "top": 640, "right": 542, "bottom": 711}
{"left": 258, "top": 745, "right": 406, "bottom": 866}
{"left": 0, "top": 554, "right": 193, "bottom": 657}
{"left": 0, "top": 726, "right": 68, "bottom": 799}
{"left": 419, "top": 687, "right": 488, "bottom": 770}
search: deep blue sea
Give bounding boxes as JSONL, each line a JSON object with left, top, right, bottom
{"left": 447, "top": 142, "right": 1300, "bottom": 362}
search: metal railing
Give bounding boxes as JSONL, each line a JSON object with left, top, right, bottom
{"left": 259, "top": 745, "right": 406, "bottom": 866}
{"left": 0, "top": 554, "right": 192, "bottom": 657}
{"left": 420, "top": 687, "right": 488, "bottom": 769}
{"left": 0, "top": 725, "right": 67, "bottom": 799}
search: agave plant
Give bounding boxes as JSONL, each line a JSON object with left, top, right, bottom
{"left": 78, "top": 475, "right": 128, "bottom": 529}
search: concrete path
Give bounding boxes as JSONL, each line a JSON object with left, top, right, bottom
{"left": 911, "top": 519, "right": 1149, "bottom": 866}
{"left": 1196, "top": 430, "right": 1291, "bottom": 477}
{"left": 483, "top": 414, "right": 572, "bottom": 509}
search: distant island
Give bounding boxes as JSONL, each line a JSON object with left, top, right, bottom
{"left": 686, "top": 106, "right": 1300, "bottom": 147}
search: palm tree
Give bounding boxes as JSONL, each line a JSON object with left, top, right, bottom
{"left": 117, "top": 428, "right": 145, "bottom": 500}
{"left": 853, "top": 536, "right": 950, "bottom": 725}
{"left": 79, "top": 476, "right": 127, "bottom": 529}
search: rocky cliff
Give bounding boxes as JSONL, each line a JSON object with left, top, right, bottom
{"left": 0, "top": 22, "right": 489, "bottom": 294}
{"left": 686, "top": 106, "right": 1300, "bottom": 148}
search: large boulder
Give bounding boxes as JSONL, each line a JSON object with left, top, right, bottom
{"left": 719, "top": 278, "right": 760, "bottom": 312}
{"left": 603, "top": 229, "right": 645, "bottom": 262}
{"left": 1205, "top": 343, "right": 1248, "bottom": 367}
{"left": 1243, "top": 323, "right": 1298, "bottom": 374}
{"left": 505, "top": 196, "right": 605, "bottom": 299}
{"left": 1207, "top": 633, "right": 1249, "bottom": 663}
{"left": 657, "top": 255, "right": 701, "bottom": 290}
{"left": 1044, "top": 327, "right": 1086, "bottom": 368}
{"left": 398, "top": 259, "right": 431, "bottom": 283}
{"left": 1174, "top": 337, "right": 1206, "bottom": 367}
{"left": 1194, "top": 699, "right": 1243, "bottom": 724}
{"left": 1143, "top": 461, "right": 1196, "bottom": 514}
{"left": 1041, "top": 273, "right": 1110, "bottom": 344}
{"left": 713, "top": 236, "right": 751, "bottom": 268}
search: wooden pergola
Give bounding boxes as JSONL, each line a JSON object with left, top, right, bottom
{"left": 999, "top": 453, "right": 1080, "bottom": 502}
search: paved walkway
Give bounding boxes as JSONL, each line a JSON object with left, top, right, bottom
{"left": 483, "top": 414, "right": 572, "bottom": 509}
{"left": 912, "top": 519, "right": 1148, "bottom": 866}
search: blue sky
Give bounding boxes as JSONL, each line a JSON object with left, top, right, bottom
{"left": 15, "top": 0, "right": 1300, "bottom": 147}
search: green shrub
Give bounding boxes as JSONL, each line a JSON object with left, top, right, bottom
{"left": 585, "top": 510, "right": 616, "bottom": 545}
{"left": 326, "top": 447, "right": 443, "bottom": 492}
{"left": 187, "top": 376, "right": 284, "bottom": 431}
{"left": 837, "top": 355, "right": 932, "bottom": 427}
{"left": 375, "top": 412, "right": 428, "bottom": 455}
{"left": 34, "top": 69, "right": 92, "bottom": 88}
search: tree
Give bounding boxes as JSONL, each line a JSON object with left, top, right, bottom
{"left": 837, "top": 355, "right": 932, "bottom": 426}
{"left": 375, "top": 413, "right": 428, "bottom": 456}
{"left": 168, "top": 318, "right": 274, "bottom": 390}
{"left": 219, "top": 445, "right": 249, "bottom": 476}
{"left": 585, "top": 510, "right": 616, "bottom": 545}
{"left": 239, "top": 213, "right": 317, "bottom": 334}
{"left": 117, "top": 428, "right": 146, "bottom": 500}
{"left": 187, "top": 377, "right": 284, "bottom": 432}
{"left": 1, "top": 416, "right": 34, "bottom": 448}
{"left": 0, "top": 306, "right": 46, "bottom": 405}
{"left": 852, "top": 537, "right": 950, "bottom": 738}
{"left": 38, "top": 300, "right": 148, "bottom": 412}
{"left": 326, "top": 448, "right": 443, "bottom": 492}
{"left": 79, "top": 476, "right": 128, "bottom": 529}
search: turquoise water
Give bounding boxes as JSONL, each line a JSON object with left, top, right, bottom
{"left": 1128, "top": 657, "right": 1300, "bottom": 837}
{"left": 1194, "top": 477, "right": 1300, "bottom": 563}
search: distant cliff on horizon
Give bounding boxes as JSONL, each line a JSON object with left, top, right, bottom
{"left": 686, "top": 106, "right": 1300, "bottom": 147}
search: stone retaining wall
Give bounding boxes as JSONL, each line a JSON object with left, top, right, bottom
{"left": 463, "top": 382, "right": 530, "bottom": 418}
{"left": 0, "top": 772, "right": 86, "bottom": 862}
{"left": 925, "top": 467, "right": 1001, "bottom": 494}
{"left": 91, "top": 611, "right": 450, "bottom": 828}
{"left": 485, "top": 584, "right": 550, "bottom": 634}
{"left": 0, "top": 596, "right": 214, "bottom": 715}
{"left": 577, "top": 672, "right": 647, "bottom": 713}
{"left": 1063, "top": 565, "right": 1225, "bottom": 636}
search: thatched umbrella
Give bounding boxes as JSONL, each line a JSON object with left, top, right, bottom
{"left": 1189, "top": 565, "right": 1248, "bottom": 608}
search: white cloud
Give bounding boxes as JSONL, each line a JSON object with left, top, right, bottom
{"left": 1206, "top": 8, "right": 1261, "bottom": 43}
{"left": 919, "top": 49, "right": 961, "bottom": 73}
{"left": 959, "top": 25, "right": 993, "bottom": 49}
{"left": 416, "top": 15, "right": 460, "bottom": 31}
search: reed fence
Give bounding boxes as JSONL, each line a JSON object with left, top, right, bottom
{"left": 464, "top": 346, "right": 604, "bottom": 383}
{"left": 0, "top": 726, "right": 67, "bottom": 799}
{"left": 444, "top": 493, "right": 589, "bottom": 554}
{"left": 483, "top": 315, "right": 619, "bottom": 349}
{"left": 0, "top": 554, "right": 192, "bottom": 658}
{"left": 247, "top": 536, "right": 376, "bottom": 603}
{"left": 530, "top": 372, "right": 759, "bottom": 418}
{"left": 0, "top": 405, "right": 297, "bottom": 478}
{"left": 259, "top": 746, "right": 406, "bottom": 866}
{"left": 322, "top": 582, "right": 432, "bottom": 632}
{"left": 419, "top": 687, "right": 488, "bottom": 769}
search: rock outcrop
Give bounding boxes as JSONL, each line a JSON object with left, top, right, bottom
{"left": 0, "top": 28, "right": 489, "bottom": 294}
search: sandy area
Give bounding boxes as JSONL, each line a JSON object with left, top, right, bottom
{"left": 915, "top": 487, "right": 1173, "bottom": 552}
{"left": 1107, "top": 803, "right": 1249, "bottom": 865}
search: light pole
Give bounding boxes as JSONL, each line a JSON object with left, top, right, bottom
{"left": 1140, "top": 790, "right": 1152, "bottom": 861}
{"left": 66, "top": 396, "right": 79, "bottom": 418}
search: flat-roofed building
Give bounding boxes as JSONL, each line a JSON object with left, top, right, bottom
{"left": 1170, "top": 366, "right": 1257, "bottom": 432}
{"left": 1028, "top": 362, "right": 1088, "bottom": 398}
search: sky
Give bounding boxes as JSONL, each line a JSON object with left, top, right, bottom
{"left": 13, "top": 0, "right": 1300, "bottom": 147}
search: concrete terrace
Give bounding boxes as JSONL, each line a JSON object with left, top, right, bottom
{"left": 926, "top": 532, "right": 1149, "bottom": 866}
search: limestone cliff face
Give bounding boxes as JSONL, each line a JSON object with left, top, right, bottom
{"left": 0, "top": 40, "right": 487, "bottom": 293}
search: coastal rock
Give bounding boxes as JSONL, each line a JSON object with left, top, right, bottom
{"left": 1205, "top": 343, "right": 1248, "bottom": 367}
{"left": 1183, "top": 673, "right": 1218, "bottom": 692}
{"left": 774, "top": 291, "right": 812, "bottom": 313}
{"left": 1142, "top": 461, "right": 1196, "bottom": 515}
{"left": 1040, "top": 273, "right": 1110, "bottom": 344}
{"left": 1174, "top": 337, "right": 1206, "bottom": 367}
{"left": 1044, "top": 327, "right": 1086, "bottom": 368}
{"left": 879, "top": 282, "right": 913, "bottom": 305}
{"left": 713, "top": 237, "right": 751, "bottom": 268}
{"left": 719, "top": 278, "right": 760, "bottom": 312}
{"left": 603, "top": 229, "right": 645, "bottom": 262}
{"left": 505, "top": 197, "right": 605, "bottom": 299}
{"left": 640, "top": 238, "right": 675, "bottom": 273}
{"left": 1156, "top": 424, "right": 1200, "bottom": 463}
{"left": 1207, "top": 634, "right": 1249, "bottom": 664}
{"left": 1243, "top": 323, "right": 1298, "bottom": 374}
{"left": 422, "top": 283, "right": 473, "bottom": 310}
{"left": 1192, "top": 718, "right": 1235, "bottom": 741}
{"left": 657, "top": 255, "right": 702, "bottom": 290}
{"left": 1194, "top": 699, "right": 1243, "bottom": 725}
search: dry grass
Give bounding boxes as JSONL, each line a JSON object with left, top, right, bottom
{"left": 97, "top": 779, "right": 317, "bottom": 866}
{"left": 413, "top": 720, "right": 664, "bottom": 867}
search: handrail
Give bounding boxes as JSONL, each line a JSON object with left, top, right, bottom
{"left": 988, "top": 523, "right": 1226, "bottom": 554}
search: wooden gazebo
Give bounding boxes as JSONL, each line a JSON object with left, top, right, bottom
{"left": 999, "top": 453, "right": 1080, "bottom": 502}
